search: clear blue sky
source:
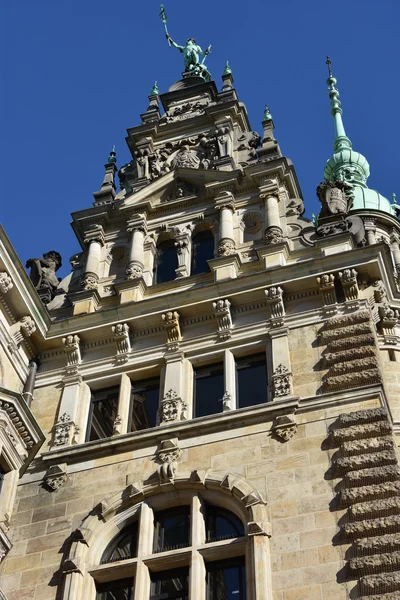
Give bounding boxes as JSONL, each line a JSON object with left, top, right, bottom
{"left": 1, "top": 0, "right": 399, "bottom": 278}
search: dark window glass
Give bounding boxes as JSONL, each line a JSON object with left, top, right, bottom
{"left": 129, "top": 378, "right": 160, "bottom": 431}
{"left": 236, "top": 354, "right": 267, "bottom": 409}
{"left": 0, "top": 466, "right": 5, "bottom": 496}
{"left": 101, "top": 522, "right": 138, "bottom": 564}
{"left": 150, "top": 567, "right": 189, "bottom": 600}
{"left": 155, "top": 239, "right": 178, "bottom": 284}
{"left": 191, "top": 230, "right": 214, "bottom": 275}
{"left": 207, "top": 558, "right": 246, "bottom": 600}
{"left": 153, "top": 507, "right": 190, "bottom": 553}
{"left": 96, "top": 577, "right": 134, "bottom": 600}
{"left": 206, "top": 506, "right": 244, "bottom": 542}
{"left": 87, "top": 387, "right": 119, "bottom": 441}
{"left": 194, "top": 363, "right": 224, "bottom": 418}
{"left": 334, "top": 276, "right": 345, "bottom": 303}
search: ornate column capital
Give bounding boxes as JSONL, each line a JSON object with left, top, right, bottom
{"left": 127, "top": 213, "right": 148, "bottom": 235}
{"left": 83, "top": 224, "right": 105, "bottom": 246}
{"left": 215, "top": 190, "right": 236, "bottom": 213}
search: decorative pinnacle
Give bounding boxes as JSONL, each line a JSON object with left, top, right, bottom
{"left": 223, "top": 61, "right": 232, "bottom": 75}
{"left": 325, "top": 56, "right": 352, "bottom": 153}
{"left": 392, "top": 193, "right": 398, "bottom": 205}
{"left": 108, "top": 146, "right": 117, "bottom": 164}
{"left": 263, "top": 104, "right": 272, "bottom": 122}
{"left": 150, "top": 81, "right": 159, "bottom": 96}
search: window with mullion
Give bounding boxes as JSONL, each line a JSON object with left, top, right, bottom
{"left": 101, "top": 522, "right": 138, "bottom": 564}
{"left": 95, "top": 577, "right": 134, "bottom": 600}
{"left": 150, "top": 567, "right": 189, "bottom": 600}
{"left": 191, "top": 229, "right": 214, "bottom": 275}
{"left": 129, "top": 378, "right": 160, "bottom": 431}
{"left": 153, "top": 507, "right": 190, "bottom": 553}
{"left": 206, "top": 505, "right": 244, "bottom": 543}
{"left": 206, "top": 557, "right": 246, "bottom": 600}
{"left": 236, "top": 353, "right": 268, "bottom": 408}
{"left": 155, "top": 239, "right": 178, "bottom": 284}
{"left": 86, "top": 387, "right": 119, "bottom": 442}
{"left": 194, "top": 363, "right": 224, "bottom": 418}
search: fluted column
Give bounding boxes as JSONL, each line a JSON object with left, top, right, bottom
{"left": 216, "top": 191, "right": 236, "bottom": 256}
{"left": 126, "top": 214, "right": 147, "bottom": 279}
{"left": 80, "top": 224, "right": 105, "bottom": 290}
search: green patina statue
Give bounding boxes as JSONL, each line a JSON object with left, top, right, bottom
{"left": 160, "top": 5, "right": 211, "bottom": 81}
{"left": 166, "top": 35, "right": 212, "bottom": 82}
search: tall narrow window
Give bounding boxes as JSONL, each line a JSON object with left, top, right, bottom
{"left": 150, "top": 567, "right": 189, "bottom": 600}
{"left": 86, "top": 387, "right": 119, "bottom": 441}
{"left": 0, "top": 466, "right": 5, "bottom": 497}
{"left": 194, "top": 363, "right": 224, "bottom": 418}
{"left": 207, "top": 557, "right": 246, "bottom": 600}
{"left": 96, "top": 577, "right": 134, "bottom": 600}
{"left": 236, "top": 354, "right": 268, "bottom": 408}
{"left": 129, "top": 378, "right": 160, "bottom": 431}
{"left": 153, "top": 507, "right": 190, "bottom": 553}
{"left": 155, "top": 239, "right": 178, "bottom": 284}
{"left": 191, "top": 229, "right": 214, "bottom": 275}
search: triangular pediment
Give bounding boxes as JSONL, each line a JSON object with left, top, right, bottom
{"left": 119, "top": 167, "right": 241, "bottom": 212}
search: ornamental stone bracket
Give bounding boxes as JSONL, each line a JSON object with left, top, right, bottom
{"left": 378, "top": 304, "right": 400, "bottom": 345}
{"left": 338, "top": 268, "right": 360, "bottom": 309}
{"left": 317, "top": 273, "right": 338, "bottom": 315}
{"left": 271, "top": 364, "right": 292, "bottom": 399}
{"left": 43, "top": 463, "right": 68, "bottom": 492}
{"left": 62, "top": 335, "right": 82, "bottom": 375}
{"left": 112, "top": 322, "right": 131, "bottom": 363}
{"left": 272, "top": 414, "right": 297, "bottom": 442}
{"left": 213, "top": 298, "right": 233, "bottom": 340}
{"left": 9, "top": 316, "right": 36, "bottom": 353}
{"left": 0, "top": 271, "right": 13, "bottom": 294}
{"left": 265, "top": 286, "right": 285, "bottom": 327}
{"left": 158, "top": 390, "right": 187, "bottom": 425}
{"left": 155, "top": 438, "right": 181, "bottom": 483}
{"left": 162, "top": 311, "right": 182, "bottom": 352}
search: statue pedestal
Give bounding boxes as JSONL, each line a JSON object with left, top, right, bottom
{"left": 257, "top": 242, "right": 289, "bottom": 270}
{"left": 208, "top": 254, "right": 241, "bottom": 282}
{"left": 70, "top": 289, "right": 100, "bottom": 315}
{"left": 115, "top": 278, "right": 147, "bottom": 305}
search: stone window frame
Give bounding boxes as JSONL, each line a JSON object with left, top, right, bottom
{"left": 62, "top": 472, "right": 271, "bottom": 600}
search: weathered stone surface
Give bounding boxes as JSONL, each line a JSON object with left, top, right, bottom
{"left": 339, "top": 482, "right": 400, "bottom": 508}
{"left": 361, "top": 571, "right": 400, "bottom": 595}
{"left": 345, "top": 465, "right": 400, "bottom": 488}
{"left": 350, "top": 550, "right": 400, "bottom": 575}
{"left": 325, "top": 368, "right": 382, "bottom": 391}
{"left": 359, "top": 593, "right": 400, "bottom": 600}
{"left": 329, "top": 356, "right": 379, "bottom": 376}
{"left": 324, "top": 345, "right": 377, "bottom": 366}
{"left": 349, "top": 496, "right": 400, "bottom": 521}
{"left": 355, "top": 533, "right": 400, "bottom": 555}
{"left": 328, "top": 333, "right": 375, "bottom": 351}
{"left": 343, "top": 514, "right": 400, "bottom": 540}
{"left": 338, "top": 408, "right": 388, "bottom": 427}
{"left": 341, "top": 436, "right": 395, "bottom": 457}
{"left": 331, "top": 421, "right": 392, "bottom": 444}
{"left": 320, "top": 322, "right": 373, "bottom": 342}
{"left": 324, "top": 311, "right": 370, "bottom": 330}
{"left": 334, "top": 450, "right": 397, "bottom": 475}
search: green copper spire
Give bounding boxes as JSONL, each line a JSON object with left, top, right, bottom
{"left": 108, "top": 146, "right": 117, "bottom": 164}
{"left": 326, "top": 57, "right": 352, "bottom": 153}
{"left": 150, "top": 81, "right": 159, "bottom": 96}
{"left": 263, "top": 104, "right": 272, "bottom": 121}
{"left": 223, "top": 61, "right": 232, "bottom": 75}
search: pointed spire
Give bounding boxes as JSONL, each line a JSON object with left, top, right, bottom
{"left": 326, "top": 57, "right": 352, "bottom": 153}
{"left": 108, "top": 145, "right": 117, "bottom": 164}
{"left": 263, "top": 104, "right": 272, "bottom": 122}
{"left": 223, "top": 61, "right": 232, "bottom": 75}
{"left": 92, "top": 147, "right": 117, "bottom": 206}
{"left": 150, "top": 81, "right": 159, "bottom": 96}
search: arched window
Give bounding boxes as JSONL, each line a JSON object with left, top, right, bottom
{"left": 191, "top": 229, "right": 214, "bottom": 275}
{"left": 92, "top": 496, "right": 249, "bottom": 600}
{"left": 155, "top": 239, "right": 178, "bottom": 284}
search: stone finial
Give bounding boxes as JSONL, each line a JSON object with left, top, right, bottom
{"left": 156, "top": 438, "right": 181, "bottom": 483}
{"left": 162, "top": 311, "right": 182, "bottom": 350}
{"left": 338, "top": 268, "right": 360, "bottom": 302}
{"left": 62, "top": 335, "right": 82, "bottom": 369}
{"left": 271, "top": 364, "right": 292, "bottom": 398}
{"left": 112, "top": 323, "right": 131, "bottom": 356}
{"left": 0, "top": 272, "right": 13, "bottom": 294}
{"left": 265, "top": 286, "right": 285, "bottom": 326}
{"left": 43, "top": 464, "right": 68, "bottom": 492}
{"left": 213, "top": 299, "right": 233, "bottom": 340}
{"left": 158, "top": 390, "right": 187, "bottom": 425}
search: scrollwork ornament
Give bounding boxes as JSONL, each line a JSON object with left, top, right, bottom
{"left": 218, "top": 240, "right": 236, "bottom": 256}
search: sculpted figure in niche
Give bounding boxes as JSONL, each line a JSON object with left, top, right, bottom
{"left": 26, "top": 251, "right": 62, "bottom": 306}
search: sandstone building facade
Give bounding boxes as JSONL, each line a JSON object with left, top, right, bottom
{"left": 0, "top": 55, "right": 400, "bottom": 600}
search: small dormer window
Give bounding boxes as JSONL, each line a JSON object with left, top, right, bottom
{"left": 155, "top": 239, "right": 178, "bottom": 284}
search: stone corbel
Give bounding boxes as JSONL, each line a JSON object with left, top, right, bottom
{"left": 62, "top": 335, "right": 82, "bottom": 375}
{"left": 0, "top": 271, "right": 13, "bottom": 294}
{"left": 156, "top": 438, "right": 181, "bottom": 483}
{"left": 338, "top": 268, "right": 360, "bottom": 307}
{"left": 162, "top": 311, "right": 182, "bottom": 352}
{"left": 247, "top": 520, "right": 272, "bottom": 537}
{"left": 378, "top": 304, "right": 399, "bottom": 344}
{"left": 272, "top": 414, "right": 297, "bottom": 442}
{"left": 158, "top": 390, "right": 187, "bottom": 425}
{"left": 43, "top": 463, "right": 68, "bottom": 492}
{"left": 9, "top": 316, "right": 36, "bottom": 352}
{"left": 317, "top": 273, "right": 338, "bottom": 316}
{"left": 112, "top": 323, "right": 131, "bottom": 362}
{"left": 213, "top": 298, "right": 233, "bottom": 340}
{"left": 265, "top": 286, "right": 285, "bottom": 327}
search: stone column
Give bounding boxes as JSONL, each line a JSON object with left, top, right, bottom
{"left": 364, "top": 218, "right": 377, "bottom": 246}
{"left": 159, "top": 351, "right": 188, "bottom": 423}
{"left": 126, "top": 215, "right": 147, "bottom": 280}
{"left": 134, "top": 502, "right": 153, "bottom": 599}
{"left": 223, "top": 349, "right": 236, "bottom": 410}
{"left": 247, "top": 529, "right": 273, "bottom": 600}
{"left": 112, "top": 373, "right": 131, "bottom": 435}
{"left": 81, "top": 224, "right": 105, "bottom": 290}
{"left": 52, "top": 375, "right": 82, "bottom": 448}
{"left": 216, "top": 191, "right": 236, "bottom": 256}
{"left": 189, "top": 495, "right": 206, "bottom": 599}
